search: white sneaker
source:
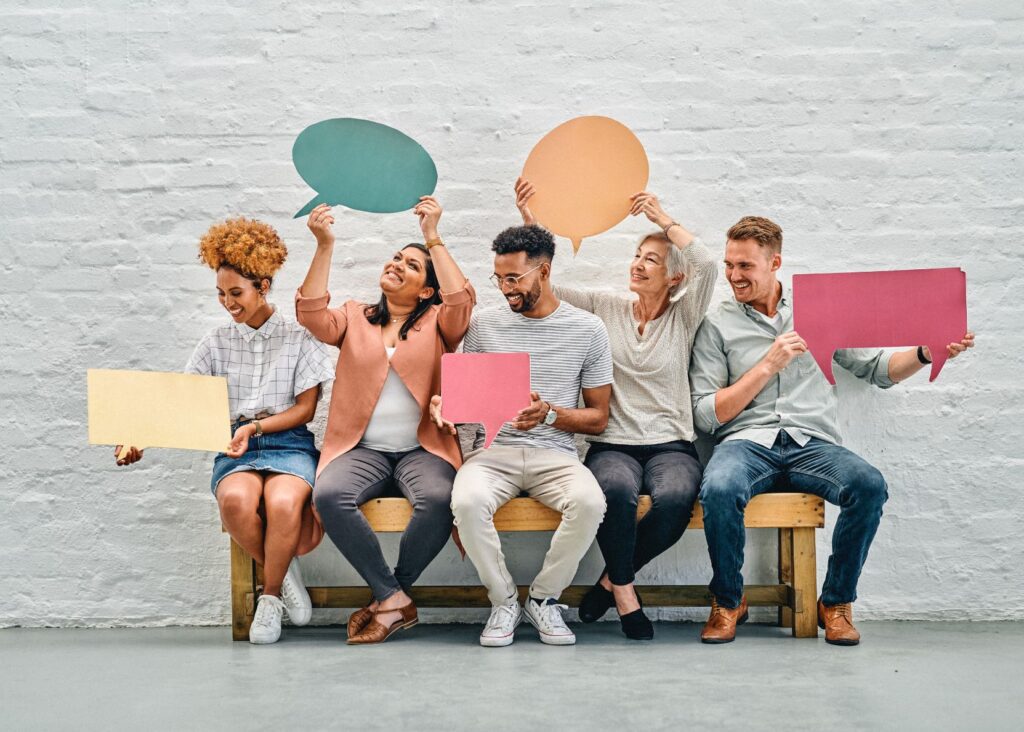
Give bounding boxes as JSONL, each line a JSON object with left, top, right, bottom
{"left": 280, "top": 558, "right": 312, "bottom": 626}
{"left": 524, "top": 597, "right": 576, "bottom": 645}
{"left": 249, "top": 595, "right": 285, "bottom": 644}
{"left": 479, "top": 600, "right": 522, "bottom": 647}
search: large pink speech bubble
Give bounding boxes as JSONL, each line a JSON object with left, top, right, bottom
{"left": 441, "top": 353, "right": 532, "bottom": 448}
{"left": 792, "top": 268, "right": 967, "bottom": 385}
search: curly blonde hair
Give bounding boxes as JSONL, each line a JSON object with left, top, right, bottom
{"left": 197, "top": 217, "right": 287, "bottom": 283}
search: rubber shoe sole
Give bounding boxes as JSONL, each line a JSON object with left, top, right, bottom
{"left": 480, "top": 611, "right": 521, "bottom": 648}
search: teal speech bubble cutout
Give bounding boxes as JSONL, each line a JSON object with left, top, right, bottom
{"left": 291, "top": 118, "right": 438, "bottom": 218}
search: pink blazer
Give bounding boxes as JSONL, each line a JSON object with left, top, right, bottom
{"left": 295, "top": 281, "right": 476, "bottom": 476}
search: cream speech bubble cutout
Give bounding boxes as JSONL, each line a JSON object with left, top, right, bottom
{"left": 522, "top": 116, "right": 649, "bottom": 253}
{"left": 87, "top": 369, "right": 231, "bottom": 459}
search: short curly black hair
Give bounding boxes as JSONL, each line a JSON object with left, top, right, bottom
{"left": 491, "top": 225, "right": 556, "bottom": 262}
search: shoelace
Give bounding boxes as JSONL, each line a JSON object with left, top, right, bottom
{"left": 832, "top": 603, "right": 853, "bottom": 621}
{"left": 536, "top": 603, "right": 569, "bottom": 630}
{"left": 281, "top": 576, "right": 302, "bottom": 607}
{"left": 252, "top": 597, "right": 283, "bottom": 628}
{"left": 486, "top": 604, "right": 518, "bottom": 631}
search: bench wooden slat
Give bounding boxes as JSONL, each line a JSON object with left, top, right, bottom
{"left": 358, "top": 492, "right": 824, "bottom": 531}
{"left": 308, "top": 584, "right": 793, "bottom": 609}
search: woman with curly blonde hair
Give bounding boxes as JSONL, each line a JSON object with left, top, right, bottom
{"left": 117, "top": 218, "right": 335, "bottom": 645}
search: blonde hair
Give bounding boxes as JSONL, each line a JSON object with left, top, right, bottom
{"left": 197, "top": 218, "right": 287, "bottom": 283}
{"left": 726, "top": 216, "right": 783, "bottom": 254}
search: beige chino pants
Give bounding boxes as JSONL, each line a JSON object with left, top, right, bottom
{"left": 451, "top": 445, "right": 607, "bottom": 606}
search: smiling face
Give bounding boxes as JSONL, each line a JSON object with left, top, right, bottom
{"left": 217, "top": 267, "right": 268, "bottom": 323}
{"left": 629, "top": 237, "right": 681, "bottom": 299}
{"left": 379, "top": 246, "right": 435, "bottom": 305}
{"left": 493, "top": 251, "right": 547, "bottom": 314}
{"left": 724, "top": 238, "right": 781, "bottom": 307}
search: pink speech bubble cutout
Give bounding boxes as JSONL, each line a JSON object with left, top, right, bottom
{"left": 440, "top": 353, "right": 532, "bottom": 448}
{"left": 792, "top": 268, "right": 967, "bottom": 385}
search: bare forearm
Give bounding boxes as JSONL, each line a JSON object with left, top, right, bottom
{"left": 427, "top": 242, "right": 468, "bottom": 294}
{"left": 887, "top": 348, "right": 927, "bottom": 383}
{"left": 549, "top": 405, "right": 608, "bottom": 435}
{"left": 300, "top": 243, "right": 334, "bottom": 298}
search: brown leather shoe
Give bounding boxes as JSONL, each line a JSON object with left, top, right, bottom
{"left": 347, "top": 602, "right": 418, "bottom": 645}
{"left": 700, "top": 595, "right": 749, "bottom": 644}
{"left": 347, "top": 606, "right": 373, "bottom": 638}
{"left": 817, "top": 599, "right": 860, "bottom": 646}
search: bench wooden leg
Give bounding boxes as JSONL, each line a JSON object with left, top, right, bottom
{"left": 777, "top": 528, "right": 794, "bottom": 628}
{"left": 791, "top": 526, "right": 818, "bottom": 638}
{"left": 230, "top": 537, "right": 256, "bottom": 641}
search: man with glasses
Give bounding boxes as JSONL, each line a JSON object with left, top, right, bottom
{"left": 430, "top": 224, "right": 613, "bottom": 647}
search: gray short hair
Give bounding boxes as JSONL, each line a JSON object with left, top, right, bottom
{"left": 638, "top": 232, "right": 688, "bottom": 298}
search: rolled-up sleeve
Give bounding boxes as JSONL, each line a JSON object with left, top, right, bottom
{"left": 834, "top": 348, "right": 895, "bottom": 389}
{"left": 689, "top": 319, "right": 728, "bottom": 434}
{"left": 437, "top": 280, "right": 476, "bottom": 350}
{"left": 295, "top": 290, "right": 348, "bottom": 347}
{"left": 184, "top": 335, "right": 213, "bottom": 375}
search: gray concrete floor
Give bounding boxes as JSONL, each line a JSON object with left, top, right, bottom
{"left": 1, "top": 621, "right": 1021, "bottom": 731}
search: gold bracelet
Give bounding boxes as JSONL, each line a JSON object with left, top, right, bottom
{"left": 425, "top": 237, "right": 444, "bottom": 249}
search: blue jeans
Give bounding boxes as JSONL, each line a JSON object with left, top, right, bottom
{"left": 700, "top": 433, "right": 888, "bottom": 608}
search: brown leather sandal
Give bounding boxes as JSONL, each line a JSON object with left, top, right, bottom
{"left": 347, "top": 602, "right": 418, "bottom": 645}
{"left": 347, "top": 606, "right": 374, "bottom": 638}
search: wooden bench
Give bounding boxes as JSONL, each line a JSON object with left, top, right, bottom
{"left": 229, "top": 492, "right": 824, "bottom": 641}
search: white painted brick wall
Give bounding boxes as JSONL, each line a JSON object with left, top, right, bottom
{"left": 2, "top": 1, "right": 1021, "bottom": 627}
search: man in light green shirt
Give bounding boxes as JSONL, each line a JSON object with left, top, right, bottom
{"left": 689, "top": 216, "right": 974, "bottom": 646}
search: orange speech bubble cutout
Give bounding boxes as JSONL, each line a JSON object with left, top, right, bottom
{"left": 522, "top": 116, "right": 649, "bottom": 253}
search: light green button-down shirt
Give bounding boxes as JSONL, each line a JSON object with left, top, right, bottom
{"left": 689, "top": 285, "right": 894, "bottom": 447}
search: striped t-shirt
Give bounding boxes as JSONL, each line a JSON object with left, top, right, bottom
{"left": 462, "top": 301, "right": 613, "bottom": 455}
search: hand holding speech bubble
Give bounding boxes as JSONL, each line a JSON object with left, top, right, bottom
{"left": 88, "top": 369, "right": 231, "bottom": 458}
{"left": 522, "top": 116, "right": 649, "bottom": 253}
{"left": 440, "top": 353, "right": 531, "bottom": 449}
{"left": 292, "top": 118, "right": 437, "bottom": 218}
{"left": 792, "top": 268, "right": 968, "bottom": 385}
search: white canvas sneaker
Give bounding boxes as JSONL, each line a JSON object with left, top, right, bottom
{"left": 280, "top": 558, "right": 312, "bottom": 626}
{"left": 524, "top": 597, "right": 576, "bottom": 645}
{"left": 479, "top": 600, "right": 522, "bottom": 647}
{"left": 249, "top": 594, "right": 286, "bottom": 644}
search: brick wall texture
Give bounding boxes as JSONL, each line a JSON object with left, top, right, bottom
{"left": 2, "top": 1, "right": 1022, "bottom": 626}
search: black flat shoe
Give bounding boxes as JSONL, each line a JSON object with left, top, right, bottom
{"left": 619, "top": 607, "right": 654, "bottom": 640}
{"left": 578, "top": 583, "right": 615, "bottom": 623}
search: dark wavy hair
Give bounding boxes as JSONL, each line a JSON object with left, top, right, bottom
{"left": 491, "top": 224, "right": 556, "bottom": 262}
{"left": 364, "top": 243, "right": 441, "bottom": 340}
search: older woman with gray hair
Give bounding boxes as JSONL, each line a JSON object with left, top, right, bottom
{"left": 515, "top": 179, "right": 717, "bottom": 640}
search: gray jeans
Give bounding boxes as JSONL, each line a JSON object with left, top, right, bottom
{"left": 314, "top": 446, "right": 456, "bottom": 602}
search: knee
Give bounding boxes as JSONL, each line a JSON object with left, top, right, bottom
{"left": 218, "top": 489, "right": 258, "bottom": 523}
{"left": 852, "top": 466, "right": 888, "bottom": 509}
{"left": 599, "top": 473, "right": 639, "bottom": 509}
{"left": 699, "top": 470, "right": 747, "bottom": 514}
{"left": 566, "top": 487, "right": 606, "bottom": 527}
{"left": 412, "top": 485, "right": 454, "bottom": 518}
{"left": 313, "top": 482, "right": 358, "bottom": 517}
{"left": 265, "top": 492, "right": 303, "bottom": 522}
{"left": 450, "top": 480, "right": 494, "bottom": 522}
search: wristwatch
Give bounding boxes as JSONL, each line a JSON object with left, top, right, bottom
{"left": 543, "top": 403, "right": 557, "bottom": 426}
{"left": 252, "top": 419, "right": 263, "bottom": 436}
{"left": 916, "top": 345, "right": 932, "bottom": 365}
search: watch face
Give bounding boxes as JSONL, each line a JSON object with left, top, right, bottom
{"left": 544, "top": 408, "right": 557, "bottom": 425}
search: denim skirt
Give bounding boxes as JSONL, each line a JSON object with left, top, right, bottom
{"left": 210, "top": 422, "right": 320, "bottom": 495}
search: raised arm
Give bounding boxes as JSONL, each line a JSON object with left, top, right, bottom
{"left": 295, "top": 204, "right": 349, "bottom": 346}
{"left": 415, "top": 196, "right": 476, "bottom": 346}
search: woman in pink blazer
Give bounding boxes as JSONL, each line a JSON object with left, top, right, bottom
{"left": 296, "top": 196, "right": 475, "bottom": 645}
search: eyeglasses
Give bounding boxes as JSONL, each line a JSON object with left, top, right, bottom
{"left": 489, "top": 263, "right": 543, "bottom": 290}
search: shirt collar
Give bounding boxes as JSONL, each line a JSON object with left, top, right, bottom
{"left": 234, "top": 307, "right": 281, "bottom": 343}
